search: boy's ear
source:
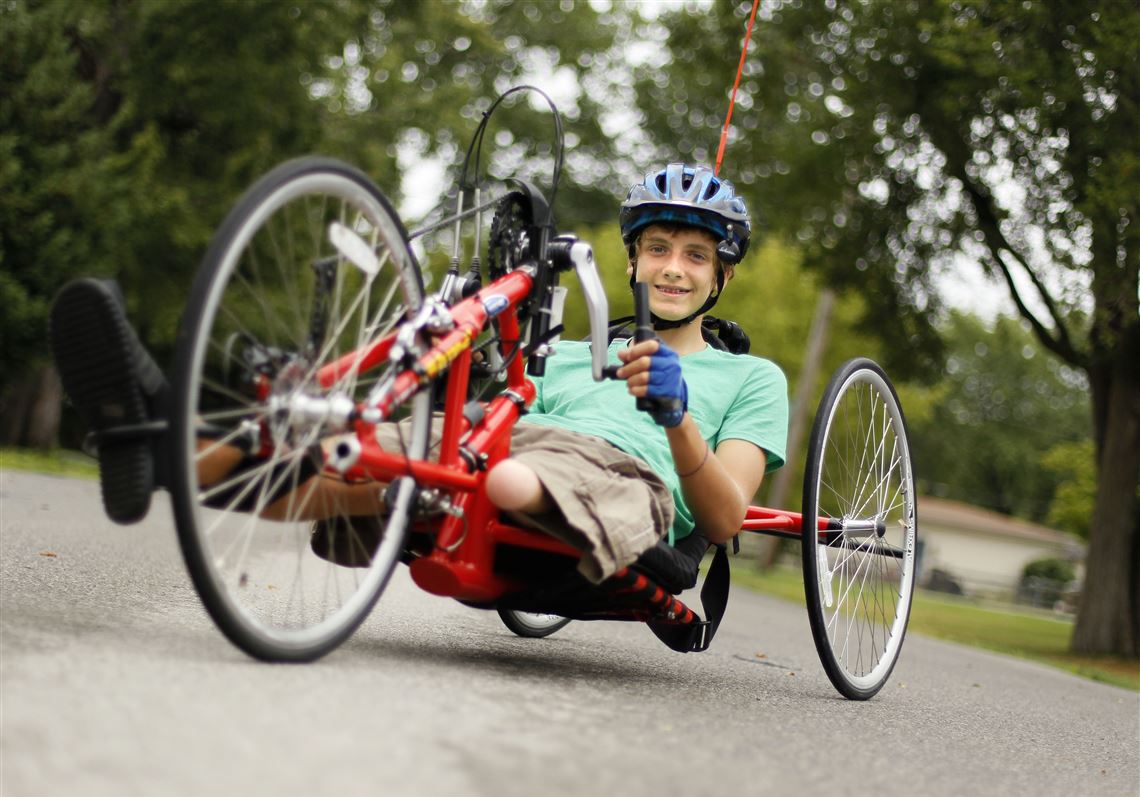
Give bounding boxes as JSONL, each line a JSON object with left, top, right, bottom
{"left": 626, "top": 259, "right": 635, "bottom": 278}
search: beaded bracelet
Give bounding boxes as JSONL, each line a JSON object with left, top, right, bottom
{"left": 675, "top": 441, "right": 711, "bottom": 478}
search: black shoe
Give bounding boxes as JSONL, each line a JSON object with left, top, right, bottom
{"left": 49, "top": 279, "right": 169, "bottom": 524}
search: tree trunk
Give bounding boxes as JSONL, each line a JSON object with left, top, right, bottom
{"left": 28, "top": 366, "right": 63, "bottom": 448}
{"left": 1071, "top": 352, "right": 1140, "bottom": 657}
{"left": 750, "top": 289, "right": 835, "bottom": 567}
{"left": 0, "top": 365, "right": 62, "bottom": 449}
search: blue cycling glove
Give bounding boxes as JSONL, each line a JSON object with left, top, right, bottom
{"left": 643, "top": 343, "right": 688, "bottom": 428}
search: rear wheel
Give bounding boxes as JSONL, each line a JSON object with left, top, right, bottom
{"left": 497, "top": 610, "right": 572, "bottom": 639}
{"left": 801, "top": 358, "right": 917, "bottom": 700}
{"left": 171, "top": 157, "right": 430, "bottom": 662}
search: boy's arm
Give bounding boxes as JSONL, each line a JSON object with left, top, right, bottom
{"left": 666, "top": 417, "right": 766, "bottom": 544}
{"left": 616, "top": 338, "right": 768, "bottom": 543}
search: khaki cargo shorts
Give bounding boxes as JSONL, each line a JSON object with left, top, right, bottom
{"left": 374, "top": 419, "right": 673, "bottom": 583}
{"left": 508, "top": 422, "right": 673, "bottom": 583}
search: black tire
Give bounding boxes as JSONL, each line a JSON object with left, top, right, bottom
{"left": 170, "top": 157, "right": 431, "bottom": 662}
{"left": 801, "top": 358, "right": 917, "bottom": 699}
{"left": 497, "top": 610, "right": 572, "bottom": 638}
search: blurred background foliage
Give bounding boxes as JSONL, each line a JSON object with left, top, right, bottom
{"left": 912, "top": 312, "right": 1092, "bottom": 527}
{"left": 1, "top": 0, "right": 1124, "bottom": 563}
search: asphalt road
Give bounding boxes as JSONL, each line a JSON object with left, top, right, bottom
{"left": 2, "top": 470, "right": 1137, "bottom": 797}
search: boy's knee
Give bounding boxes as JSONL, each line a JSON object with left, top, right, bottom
{"left": 486, "top": 459, "right": 547, "bottom": 514}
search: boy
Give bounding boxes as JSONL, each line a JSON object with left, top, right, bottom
{"left": 486, "top": 163, "right": 787, "bottom": 580}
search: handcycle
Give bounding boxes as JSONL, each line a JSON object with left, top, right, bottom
{"left": 165, "top": 88, "right": 917, "bottom": 700}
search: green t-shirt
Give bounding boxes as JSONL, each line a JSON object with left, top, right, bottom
{"left": 521, "top": 339, "right": 789, "bottom": 542}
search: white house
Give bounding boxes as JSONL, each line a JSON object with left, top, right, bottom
{"left": 916, "top": 496, "right": 1085, "bottom": 600}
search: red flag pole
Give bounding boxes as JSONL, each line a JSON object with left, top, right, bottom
{"left": 714, "top": 0, "right": 761, "bottom": 176}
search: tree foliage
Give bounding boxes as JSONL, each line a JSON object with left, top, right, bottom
{"left": 912, "top": 313, "right": 1090, "bottom": 522}
{"left": 1, "top": 0, "right": 360, "bottom": 378}
{"left": 313, "top": 0, "right": 624, "bottom": 224}
{"left": 1043, "top": 440, "right": 1099, "bottom": 540}
{"left": 639, "top": 0, "right": 1137, "bottom": 656}
{"left": 0, "top": 0, "right": 618, "bottom": 389}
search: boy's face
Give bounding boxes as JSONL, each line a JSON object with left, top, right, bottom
{"left": 627, "top": 225, "right": 721, "bottom": 322}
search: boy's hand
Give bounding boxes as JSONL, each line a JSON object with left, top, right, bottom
{"left": 617, "top": 340, "right": 688, "bottom": 427}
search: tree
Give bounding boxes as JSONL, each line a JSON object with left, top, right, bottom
{"left": 0, "top": 0, "right": 366, "bottom": 444}
{"left": 640, "top": 1, "right": 1138, "bottom": 656}
{"left": 307, "top": 0, "right": 624, "bottom": 224}
{"left": 0, "top": 0, "right": 620, "bottom": 447}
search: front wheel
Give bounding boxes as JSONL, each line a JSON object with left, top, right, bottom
{"left": 497, "top": 610, "right": 572, "bottom": 639}
{"left": 801, "top": 358, "right": 917, "bottom": 700}
{"left": 170, "top": 157, "right": 431, "bottom": 662}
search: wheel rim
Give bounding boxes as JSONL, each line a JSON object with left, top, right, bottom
{"left": 809, "top": 366, "right": 916, "bottom": 693}
{"left": 509, "top": 611, "right": 570, "bottom": 633}
{"left": 177, "top": 168, "right": 427, "bottom": 655}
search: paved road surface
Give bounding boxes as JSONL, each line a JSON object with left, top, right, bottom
{"left": 2, "top": 471, "right": 1137, "bottom": 796}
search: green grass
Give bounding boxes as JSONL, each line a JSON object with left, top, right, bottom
{"left": 734, "top": 560, "right": 1140, "bottom": 692}
{"left": 0, "top": 447, "right": 98, "bottom": 479}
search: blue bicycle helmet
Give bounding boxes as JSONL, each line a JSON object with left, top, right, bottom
{"left": 619, "top": 163, "right": 751, "bottom": 264}
{"left": 619, "top": 164, "right": 751, "bottom": 329}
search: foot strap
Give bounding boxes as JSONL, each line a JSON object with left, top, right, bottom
{"left": 647, "top": 544, "right": 730, "bottom": 653}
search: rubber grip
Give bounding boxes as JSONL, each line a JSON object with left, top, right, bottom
{"left": 634, "top": 283, "right": 653, "bottom": 411}
{"left": 634, "top": 282, "right": 654, "bottom": 344}
{"left": 632, "top": 283, "right": 682, "bottom": 416}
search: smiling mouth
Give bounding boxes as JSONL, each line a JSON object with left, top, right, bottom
{"left": 655, "top": 285, "right": 691, "bottom": 296}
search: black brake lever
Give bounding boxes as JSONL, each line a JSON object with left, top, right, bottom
{"left": 632, "top": 282, "right": 682, "bottom": 416}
